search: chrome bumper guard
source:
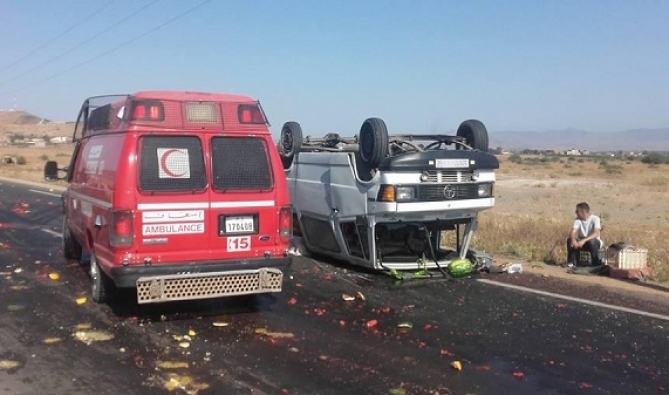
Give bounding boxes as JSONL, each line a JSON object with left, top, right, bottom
{"left": 136, "top": 268, "right": 283, "bottom": 304}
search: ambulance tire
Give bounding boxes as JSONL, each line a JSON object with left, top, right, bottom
{"left": 456, "top": 119, "right": 489, "bottom": 152}
{"left": 90, "top": 251, "right": 114, "bottom": 303}
{"left": 358, "top": 117, "right": 389, "bottom": 168}
{"left": 62, "top": 218, "right": 82, "bottom": 261}
{"left": 279, "top": 121, "right": 303, "bottom": 169}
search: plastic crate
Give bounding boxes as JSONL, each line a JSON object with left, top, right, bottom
{"left": 578, "top": 249, "right": 607, "bottom": 265}
{"left": 606, "top": 247, "right": 648, "bottom": 269}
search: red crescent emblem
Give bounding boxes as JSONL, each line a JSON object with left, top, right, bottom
{"left": 160, "top": 149, "right": 187, "bottom": 178}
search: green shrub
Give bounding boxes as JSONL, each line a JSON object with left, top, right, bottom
{"left": 508, "top": 154, "right": 523, "bottom": 164}
{"left": 641, "top": 152, "right": 668, "bottom": 165}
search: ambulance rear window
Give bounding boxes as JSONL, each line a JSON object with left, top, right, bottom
{"left": 211, "top": 137, "right": 273, "bottom": 190}
{"left": 138, "top": 136, "right": 206, "bottom": 192}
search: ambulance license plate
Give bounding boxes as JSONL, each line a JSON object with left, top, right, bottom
{"left": 224, "top": 216, "right": 255, "bottom": 234}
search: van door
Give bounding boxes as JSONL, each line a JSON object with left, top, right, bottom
{"left": 208, "top": 136, "right": 282, "bottom": 260}
{"left": 134, "top": 135, "right": 210, "bottom": 262}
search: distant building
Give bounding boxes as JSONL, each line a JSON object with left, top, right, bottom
{"left": 49, "top": 136, "right": 69, "bottom": 144}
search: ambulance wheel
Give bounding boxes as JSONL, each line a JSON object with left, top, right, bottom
{"left": 279, "top": 121, "right": 303, "bottom": 169}
{"left": 456, "top": 119, "right": 489, "bottom": 152}
{"left": 90, "top": 251, "right": 114, "bottom": 303}
{"left": 62, "top": 217, "right": 82, "bottom": 261}
{"left": 358, "top": 117, "right": 389, "bottom": 168}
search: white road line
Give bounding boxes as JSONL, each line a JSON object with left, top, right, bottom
{"left": 29, "top": 189, "right": 62, "bottom": 198}
{"left": 41, "top": 228, "right": 61, "bottom": 238}
{"left": 477, "top": 278, "right": 669, "bottom": 322}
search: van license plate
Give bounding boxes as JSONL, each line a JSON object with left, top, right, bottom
{"left": 435, "top": 158, "right": 469, "bottom": 169}
{"left": 225, "top": 216, "right": 255, "bottom": 234}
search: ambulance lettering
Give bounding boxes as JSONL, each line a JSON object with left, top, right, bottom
{"left": 84, "top": 145, "right": 103, "bottom": 175}
{"left": 142, "top": 222, "right": 204, "bottom": 235}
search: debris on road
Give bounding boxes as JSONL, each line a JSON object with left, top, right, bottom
{"left": 341, "top": 293, "right": 356, "bottom": 301}
{"left": 450, "top": 361, "right": 463, "bottom": 371}
{"left": 0, "top": 359, "right": 21, "bottom": 370}
{"left": 366, "top": 319, "right": 379, "bottom": 328}
{"left": 156, "top": 361, "right": 190, "bottom": 369}
{"left": 74, "top": 329, "right": 115, "bottom": 345}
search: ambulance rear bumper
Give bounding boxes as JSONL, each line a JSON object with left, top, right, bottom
{"left": 109, "top": 256, "right": 292, "bottom": 288}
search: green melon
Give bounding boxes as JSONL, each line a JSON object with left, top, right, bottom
{"left": 448, "top": 258, "right": 473, "bottom": 278}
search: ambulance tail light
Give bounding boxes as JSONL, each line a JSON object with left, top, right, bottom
{"left": 279, "top": 206, "right": 292, "bottom": 241}
{"left": 110, "top": 210, "right": 134, "bottom": 247}
{"left": 131, "top": 101, "right": 165, "bottom": 122}
{"left": 238, "top": 104, "right": 266, "bottom": 124}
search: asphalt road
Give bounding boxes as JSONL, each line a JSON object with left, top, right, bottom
{"left": 1, "top": 179, "right": 668, "bottom": 395}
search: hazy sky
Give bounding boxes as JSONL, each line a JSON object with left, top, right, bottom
{"left": 0, "top": 0, "right": 667, "bottom": 137}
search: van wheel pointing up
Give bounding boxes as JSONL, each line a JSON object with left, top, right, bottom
{"left": 456, "top": 119, "right": 489, "bottom": 152}
{"left": 279, "top": 121, "right": 303, "bottom": 169}
{"left": 358, "top": 117, "right": 389, "bottom": 169}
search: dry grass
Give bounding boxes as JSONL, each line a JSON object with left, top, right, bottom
{"left": 0, "top": 144, "right": 72, "bottom": 186}
{"left": 474, "top": 155, "right": 669, "bottom": 281}
{"left": 2, "top": 148, "right": 669, "bottom": 281}
{"left": 472, "top": 212, "right": 669, "bottom": 281}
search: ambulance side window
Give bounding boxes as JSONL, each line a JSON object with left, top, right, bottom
{"left": 138, "top": 136, "right": 206, "bottom": 192}
{"left": 211, "top": 136, "right": 273, "bottom": 191}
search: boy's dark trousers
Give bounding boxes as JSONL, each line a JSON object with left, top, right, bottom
{"left": 567, "top": 238, "right": 602, "bottom": 266}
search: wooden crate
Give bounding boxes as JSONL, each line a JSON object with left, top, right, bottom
{"left": 606, "top": 247, "right": 648, "bottom": 269}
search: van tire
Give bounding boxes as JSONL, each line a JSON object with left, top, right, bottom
{"left": 358, "top": 117, "right": 389, "bottom": 168}
{"left": 456, "top": 119, "right": 489, "bottom": 151}
{"left": 279, "top": 122, "right": 303, "bottom": 169}
{"left": 62, "top": 218, "right": 83, "bottom": 261}
{"left": 90, "top": 251, "right": 114, "bottom": 303}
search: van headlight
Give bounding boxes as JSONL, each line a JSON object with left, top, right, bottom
{"left": 477, "top": 183, "right": 493, "bottom": 197}
{"left": 395, "top": 186, "right": 415, "bottom": 201}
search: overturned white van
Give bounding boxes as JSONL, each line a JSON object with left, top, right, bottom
{"left": 279, "top": 117, "right": 498, "bottom": 275}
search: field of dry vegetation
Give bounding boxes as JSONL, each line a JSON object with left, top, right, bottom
{"left": 1, "top": 145, "right": 668, "bottom": 281}
{"left": 474, "top": 155, "right": 669, "bottom": 281}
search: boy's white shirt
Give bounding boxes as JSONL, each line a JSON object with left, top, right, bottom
{"left": 573, "top": 214, "right": 602, "bottom": 243}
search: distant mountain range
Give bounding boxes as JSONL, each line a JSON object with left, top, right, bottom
{"left": 1, "top": 110, "right": 667, "bottom": 151}
{"left": 489, "top": 128, "right": 669, "bottom": 152}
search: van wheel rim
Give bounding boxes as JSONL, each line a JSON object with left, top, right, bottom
{"left": 90, "top": 259, "right": 99, "bottom": 294}
{"left": 282, "top": 131, "right": 293, "bottom": 152}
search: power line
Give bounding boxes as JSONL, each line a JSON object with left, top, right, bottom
{"left": 0, "top": 0, "right": 161, "bottom": 88}
{"left": 0, "top": 0, "right": 117, "bottom": 73}
{"left": 0, "top": 0, "right": 213, "bottom": 97}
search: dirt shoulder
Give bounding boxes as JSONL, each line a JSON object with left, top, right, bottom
{"left": 487, "top": 256, "right": 669, "bottom": 309}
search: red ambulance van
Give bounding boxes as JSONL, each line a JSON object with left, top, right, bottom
{"left": 44, "top": 91, "right": 292, "bottom": 304}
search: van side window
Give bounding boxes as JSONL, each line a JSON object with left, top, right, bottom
{"left": 211, "top": 137, "right": 273, "bottom": 191}
{"left": 138, "top": 136, "right": 206, "bottom": 192}
{"left": 87, "top": 104, "right": 112, "bottom": 131}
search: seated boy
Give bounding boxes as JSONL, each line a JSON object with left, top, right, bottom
{"left": 567, "top": 202, "right": 602, "bottom": 266}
